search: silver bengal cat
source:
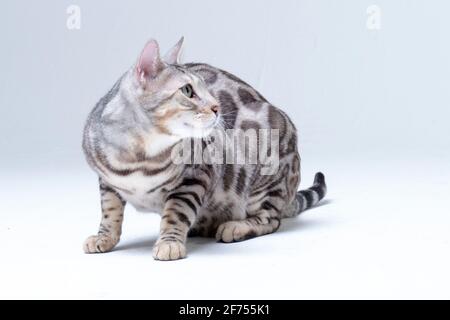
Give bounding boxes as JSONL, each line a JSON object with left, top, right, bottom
{"left": 82, "top": 38, "right": 327, "bottom": 260}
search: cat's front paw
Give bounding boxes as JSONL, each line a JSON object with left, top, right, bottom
{"left": 152, "top": 240, "right": 186, "bottom": 261}
{"left": 83, "top": 235, "right": 118, "bottom": 253}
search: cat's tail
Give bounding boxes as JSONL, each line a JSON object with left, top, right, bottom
{"left": 282, "top": 172, "right": 327, "bottom": 218}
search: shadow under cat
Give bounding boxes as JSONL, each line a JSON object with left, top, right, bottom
{"left": 114, "top": 199, "right": 333, "bottom": 256}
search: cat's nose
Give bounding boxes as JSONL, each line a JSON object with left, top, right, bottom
{"left": 210, "top": 105, "right": 219, "bottom": 115}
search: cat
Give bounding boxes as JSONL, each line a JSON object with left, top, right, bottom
{"left": 82, "top": 37, "right": 327, "bottom": 260}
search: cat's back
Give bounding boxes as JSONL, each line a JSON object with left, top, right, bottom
{"left": 185, "top": 62, "right": 299, "bottom": 187}
{"left": 184, "top": 62, "right": 297, "bottom": 149}
{"left": 184, "top": 63, "right": 271, "bottom": 128}
{"left": 184, "top": 63, "right": 267, "bottom": 101}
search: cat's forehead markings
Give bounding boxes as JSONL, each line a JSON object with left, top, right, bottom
{"left": 172, "top": 65, "right": 201, "bottom": 82}
{"left": 186, "top": 71, "right": 203, "bottom": 85}
{"left": 169, "top": 65, "right": 196, "bottom": 84}
{"left": 172, "top": 65, "right": 188, "bottom": 74}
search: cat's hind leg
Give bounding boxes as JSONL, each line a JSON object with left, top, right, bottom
{"left": 216, "top": 172, "right": 328, "bottom": 242}
{"left": 215, "top": 215, "right": 281, "bottom": 243}
{"left": 215, "top": 200, "right": 282, "bottom": 243}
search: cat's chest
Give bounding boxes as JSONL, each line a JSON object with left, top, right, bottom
{"left": 102, "top": 173, "right": 169, "bottom": 214}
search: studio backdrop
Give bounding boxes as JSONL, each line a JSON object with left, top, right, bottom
{"left": 0, "top": 0, "right": 449, "bottom": 299}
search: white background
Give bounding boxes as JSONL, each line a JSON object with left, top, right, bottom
{"left": 1, "top": 0, "right": 449, "bottom": 299}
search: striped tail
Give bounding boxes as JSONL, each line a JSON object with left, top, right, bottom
{"left": 283, "top": 172, "right": 327, "bottom": 217}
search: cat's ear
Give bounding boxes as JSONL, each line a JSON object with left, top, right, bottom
{"left": 163, "top": 37, "right": 184, "bottom": 65}
{"left": 136, "top": 39, "right": 165, "bottom": 86}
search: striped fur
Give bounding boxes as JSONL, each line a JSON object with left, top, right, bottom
{"left": 82, "top": 38, "right": 327, "bottom": 260}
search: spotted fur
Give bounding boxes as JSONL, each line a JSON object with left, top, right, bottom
{"left": 82, "top": 38, "right": 327, "bottom": 260}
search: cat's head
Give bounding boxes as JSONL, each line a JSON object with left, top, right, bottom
{"left": 125, "top": 38, "right": 220, "bottom": 138}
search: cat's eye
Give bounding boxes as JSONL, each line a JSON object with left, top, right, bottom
{"left": 180, "top": 84, "right": 195, "bottom": 98}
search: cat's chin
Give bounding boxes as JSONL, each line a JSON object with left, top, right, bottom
{"left": 170, "top": 129, "right": 213, "bottom": 140}
{"left": 187, "top": 127, "right": 215, "bottom": 139}
{"left": 172, "top": 121, "right": 218, "bottom": 139}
